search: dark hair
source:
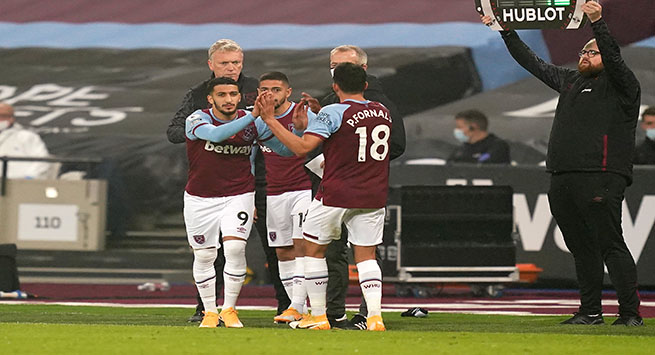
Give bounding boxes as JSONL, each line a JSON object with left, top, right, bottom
{"left": 643, "top": 106, "right": 655, "bottom": 119}
{"left": 333, "top": 62, "right": 367, "bottom": 94}
{"left": 455, "top": 109, "right": 489, "bottom": 131}
{"left": 259, "top": 71, "right": 290, "bottom": 85}
{"left": 206, "top": 76, "right": 239, "bottom": 95}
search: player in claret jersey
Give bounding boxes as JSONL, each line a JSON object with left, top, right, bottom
{"left": 185, "top": 76, "right": 309, "bottom": 329}
{"left": 256, "top": 72, "right": 316, "bottom": 324}
{"left": 257, "top": 63, "right": 391, "bottom": 331}
{"left": 184, "top": 76, "right": 261, "bottom": 329}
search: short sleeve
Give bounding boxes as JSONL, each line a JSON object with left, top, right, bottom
{"left": 305, "top": 103, "right": 347, "bottom": 139}
{"left": 185, "top": 110, "right": 211, "bottom": 140}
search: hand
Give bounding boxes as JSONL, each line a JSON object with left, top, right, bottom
{"left": 292, "top": 100, "right": 309, "bottom": 131}
{"left": 251, "top": 94, "right": 261, "bottom": 118}
{"left": 258, "top": 92, "right": 275, "bottom": 123}
{"left": 253, "top": 207, "right": 258, "bottom": 223}
{"left": 480, "top": 14, "right": 495, "bottom": 27}
{"left": 301, "top": 92, "right": 321, "bottom": 114}
{"left": 582, "top": 0, "right": 602, "bottom": 22}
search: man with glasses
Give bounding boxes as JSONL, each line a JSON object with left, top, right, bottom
{"left": 482, "top": 1, "right": 642, "bottom": 326}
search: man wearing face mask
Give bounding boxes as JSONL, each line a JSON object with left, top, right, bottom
{"left": 300, "top": 45, "right": 405, "bottom": 330}
{"left": 633, "top": 107, "right": 655, "bottom": 165}
{"left": 447, "top": 109, "right": 510, "bottom": 164}
{"left": 0, "top": 102, "right": 52, "bottom": 180}
{"left": 482, "top": 1, "right": 642, "bottom": 326}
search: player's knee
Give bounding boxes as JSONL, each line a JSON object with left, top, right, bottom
{"left": 223, "top": 239, "right": 247, "bottom": 272}
{"left": 193, "top": 247, "right": 217, "bottom": 265}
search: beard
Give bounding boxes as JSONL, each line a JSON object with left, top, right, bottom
{"left": 218, "top": 107, "right": 237, "bottom": 116}
{"left": 578, "top": 61, "right": 604, "bottom": 77}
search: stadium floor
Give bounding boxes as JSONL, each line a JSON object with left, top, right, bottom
{"left": 6, "top": 283, "right": 655, "bottom": 318}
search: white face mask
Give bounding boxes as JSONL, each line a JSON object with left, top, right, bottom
{"left": 646, "top": 128, "right": 655, "bottom": 140}
{"left": 0, "top": 120, "right": 10, "bottom": 131}
{"left": 330, "top": 68, "right": 335, "bottom": 78}
{"left": 453, "top": 128, "right": 468, "bottom": 143}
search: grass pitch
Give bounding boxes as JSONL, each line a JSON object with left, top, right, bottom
{"left": 1, "top": 304, "right": 654, "bottom": 354}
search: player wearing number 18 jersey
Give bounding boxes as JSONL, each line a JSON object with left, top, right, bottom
{"left": 257, "top": 62, "right": 391, "bottom": 331}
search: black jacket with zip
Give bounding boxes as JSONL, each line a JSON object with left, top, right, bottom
{"left": 501, "top": 19, "right": 640, "bottom": 183}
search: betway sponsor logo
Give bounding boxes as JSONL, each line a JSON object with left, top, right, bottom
{"left": 314, "top": 280, "right": 327, "bottom": 286}
{"left": 502, "top": 7, "right": 566, "bottom": 23}
{"left": 204, "top": 141, "right": 252, "bottom": 155}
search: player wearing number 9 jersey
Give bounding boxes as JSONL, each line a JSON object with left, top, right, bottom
{"left": 256, "top": 62, "right": 390, "bottom": 331}
{"left": 183, "top": 76, "right": 296, "bottom": 328}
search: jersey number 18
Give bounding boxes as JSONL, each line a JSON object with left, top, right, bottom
{"left": 355, "top": 125, "right": 390, "bottom": 162}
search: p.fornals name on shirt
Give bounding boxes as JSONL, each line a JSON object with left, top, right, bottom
{"left": 345, "top": 109, "right": 391, "bottom": 128}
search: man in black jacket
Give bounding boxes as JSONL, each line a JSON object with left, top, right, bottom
{"left": 482, "top": 1, "right": 642, "bottom": 326}
{"left": 167, "top": 39, "right": 289, "bottom": 321}
{"left": 633, "top": 107, "right": 655, "bottom": 165}
{"left": 447, "top": 109, "right": 511, "bottom": 164}
{"left": 301, "top": 45, "right": 405, "bottom": 329}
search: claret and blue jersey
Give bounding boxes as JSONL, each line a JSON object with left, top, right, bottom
{"left": 305, "top": 99, "right": 392, "bottom": 209}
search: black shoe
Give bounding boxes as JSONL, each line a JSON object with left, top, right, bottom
{"left": 328, "top": 314, "right": 358, "bottom": 330}
{"left": 401, "top": 307, "right": 429, "bottom": 318}
{"left": 560, "top": 313, "right": 604, "bottom": 325}
{"left": 612, "top": 316, "right": 644, "bottom": 326}
{"left": 350, "top": 314, "right": 367, "bottom": 330}
{"left": 188, "top": 309, "right": 204, "bottom": 323}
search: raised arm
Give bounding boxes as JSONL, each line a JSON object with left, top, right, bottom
{"left": 481, "top": 15, "right": 572, "bottom": 92}
{"left": 586, "top": 2, "right": 640, "bottom": 104}
{"left": 258, "top": 93, "right": 322, "bottom": 157}
{"left": 186, "top": 110, "right": 256, "bottom": 143}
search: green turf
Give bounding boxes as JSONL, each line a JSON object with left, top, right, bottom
{"left": 1, "top": 304, "right": 654, "bottom": 354}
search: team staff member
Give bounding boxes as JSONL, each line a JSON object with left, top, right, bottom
{"left": 167, "top": 39, "right": 289, "bottom": 322}
{"left": 483, "top": 1, "right": 642, "bottom": 326}
{"left": 301, "top": 45, "right": 405, "bottom": 329}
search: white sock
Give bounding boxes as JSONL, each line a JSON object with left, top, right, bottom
{"left": 193, "top": 248, "right": 218, "bottom": 314}
{"left": 278, "top": 259, "right": 295, "bottom": 302}
{"left": 222, "top": 239, "right": 247, "bottom": 310}
{"left": 357, "top": 259, "right": 382, "bottom": 318}
{"left": 304, "top": 256, "right": 328, "bottom": 316}
{"left": 290, "top": 256, "right": 307, "bottom": 313}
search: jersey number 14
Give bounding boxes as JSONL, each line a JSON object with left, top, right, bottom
{"left": 355, "top": 125, "right": 390, "bottom": 162}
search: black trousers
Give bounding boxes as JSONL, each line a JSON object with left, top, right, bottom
{"left": 194, "top": 187, "right": 290, "bottom": 314}
{"left": 548, "top": 172, "right": 640, "bottom": 317}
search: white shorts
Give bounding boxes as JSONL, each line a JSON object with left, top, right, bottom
{"left": 184, "top": 191, "right": 255, "bottom": 249}
{"left": 302, "top": 198, "right": 385, "bottom": 247}
{"left": 266, "top": 189, "right": 312, "bottom": 247}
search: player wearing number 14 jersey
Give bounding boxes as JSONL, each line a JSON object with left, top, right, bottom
{"left": 257, "top": 62, "right": 391, "bottom": 331}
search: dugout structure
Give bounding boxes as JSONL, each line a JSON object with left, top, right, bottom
{"left": 382, "top": 185, "right": 518, "bottom": 293}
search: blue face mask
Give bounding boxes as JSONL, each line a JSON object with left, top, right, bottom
{"left": 646, "top": 128, "right": 655, "bottom": 140}
{"left": 453, "top": 128, "right": 468, "bottom": 143}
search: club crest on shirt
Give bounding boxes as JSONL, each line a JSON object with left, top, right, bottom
{"left": 242, "top": 125, "right": 256, "bottom": 141}
{"left": 269, "top": 232, "right": 277, "bottom": 241}
{"left": 193, "top": 235, "right": 205, "bottom": 244}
